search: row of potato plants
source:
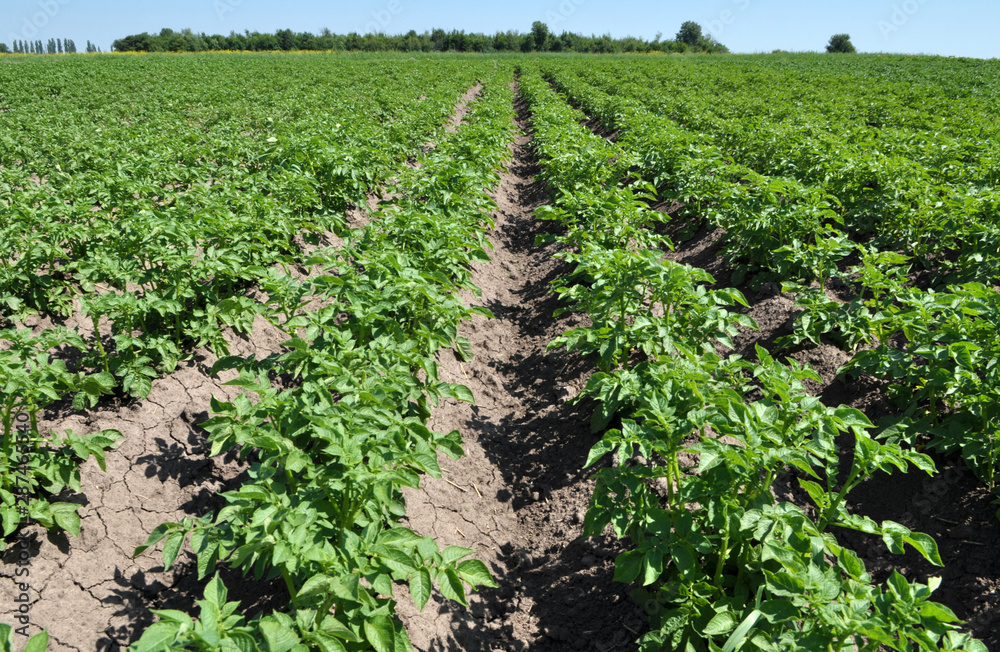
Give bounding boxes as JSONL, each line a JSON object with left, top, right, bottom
{"left": 542, "top": 63, "right": 1000, "bottom": 516}
{"left": 518, "top": 66, "right": 986, "bottom": 652}
{"left": 560, "top": 57, "right": 1000, "bottom": 277}
{"left": 127, "top": 70, "right": 517, "bottom": 651}
{"left": 1, "top": 56, "right": 483, "bottom": 393}
{"left": 0, "top": 57, "right": 490, "bottom": 553}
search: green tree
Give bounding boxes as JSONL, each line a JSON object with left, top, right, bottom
{"left": 531, "top": 21, "right": 550, "bottom": 51}
{"left": 276, "top": 28, "right": 295, "bottom": 50}
{"left": 826, "top": 33, "right": 857, "bottom": 53}
{"left": 676, "top": 21, "right": 703, "bottom": 47}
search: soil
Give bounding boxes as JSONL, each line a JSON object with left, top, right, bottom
{"left": 395, "top": 87, "right": 646, "bottom": 652}
{"left": 0, "top": 320, "right": 288, "bottom": 651}
{"left": 446, "top": 85, "right": 483, "bottom": 134}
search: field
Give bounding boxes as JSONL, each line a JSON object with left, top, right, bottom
{"left": 1, "top": 51, "right": 999, "bottom": 651}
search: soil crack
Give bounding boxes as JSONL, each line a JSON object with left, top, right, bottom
{"left": 396, "top": 83, "right": 644, "bottom": 652}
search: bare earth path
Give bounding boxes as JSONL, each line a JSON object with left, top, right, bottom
{"left": 396, "top": 87, "right": 646, "bottom": 652}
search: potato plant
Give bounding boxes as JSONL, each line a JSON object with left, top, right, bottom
{"left": 519, "top": 66, "right": 986, "bottom": 652}
{"left": 0, "top": 54, "right": 491, "bottom": 558}
{"left": 543, "top": 57, "right": 1000, "bottom": 527}
{"left": 129, "top": 71, "right": 515, "bottom": 651}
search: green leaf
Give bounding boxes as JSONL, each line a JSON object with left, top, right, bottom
{"left": 162, "top": 531, "right": 186, "bottom": 570}
{"left": 764, "top": 571, "right": 805, "bottom": 598}
{"left": 458, "top": 559, "right": 497, "bottom": 588}
{"left": 585, "top": 438, "right": 616, "bottom": 469}
{"left": 837, "top": 548, "right": 866, "bottom": 580}
{"left": 410, "top": 567, "right": 432, "bottom": 611}
{"left": 455, "top": 336, "right": 474, "bottom": 362}
{"left": 642, "top": 547, "right": 663, "bottom": 586}
{"left": 371, "top": 572, "right": 393, "bottom": 597}
{"left": 959, "top": 638, "right": 990, "bottom": 652}
{"left": 297, "top": 574, "right": 336, "bottom": 601}
{"left": 0, "top": 624, "right": 11, "bottom": 652}
{"left": 440, "top": 546, "right": 474, "bottom": 565}
{"left": 704, "top": 610, "right": 738, "bottom": 636}
{"left": 364, "top": 616, "right": 395, "bottom": 652}
{"left": 76, "top": 371, "right": 117, "bottom": 404}
{"left": 671, "top": 546, "right": 695, "bottom": 576}
{"left": 285, "top": 450, "right": 310, "bottom": 474}
{"left": 904, "top": 531, "right": 943, "bottom": 566}
{"left": 614, "top": 550, "right": 644, "bottom": 584}
{"left": 134, "top": 523, "right": 175, "bottom": 558}
{"left": 757, "top": 600, "right": 798, "bottom": 624}
{"left": 378, "top": 527, "right": 424, "bottom": 547}
{"left": 197, "top": 543, "right": 220, "bottom": 580}
{"left": 148, "top": 610, "right": 194, "bottom": 625}
{"left": 203, "top": 573, "right": 228, "bottom": 608}
{"left": 51, "top": 504, "right": 81, "bottom": 537}
{"left": 260, "top": 619, "right": 300, "bottom": 652}
{"left": 905, "top": 450, "right": 936, "bottom": 475}
{"left": 312, "top": 633, "right": 348, "bottom": 652}
{"left": 131, "top": 621, "right": 180, "bottom": 651}
{"left": 318, "top": 616, "right": 362, "bottom": 642}
{"left": 796, "top": 478, "right": 828, "bottom": 511}
{"left": 920, "top": 601, "right": 959, "bottom": 623}
{"left": 22, "top": 632, "right": 49, "bottom": 652}
{"left": 451, "top": 384, "right": 475, "bottom": 404}
{"left": 722, "top": 610, "right": 762, "bottom": 652}
{"left": 438, "top": 568, "right": 468, "bottom": 606}
{"left": 886, "top": 571, "right": 913, "bottom": 602}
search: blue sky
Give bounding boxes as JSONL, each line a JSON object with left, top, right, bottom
{"left": 4, "top": 0, "right": 998, "bottom": 59}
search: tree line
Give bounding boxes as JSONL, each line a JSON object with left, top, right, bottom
{"left": 1, "top": 39, "right": 103, "bottom": 54}
{"left": 6, "top": 39, "right": 77, "bottom": 54}
{"left": 109, "top": 21, "right": 728, "bottom": 54}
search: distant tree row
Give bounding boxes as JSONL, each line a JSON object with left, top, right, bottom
{"left": 3, "top": 39, "right": 104, "bottom": 54}
{"left": 109, "top": 23, "right": 728, "bottom": 54}
{"left": 7, "top": 38, "right": 78, "bottom": 54}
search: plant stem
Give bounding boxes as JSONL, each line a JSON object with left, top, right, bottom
{"left": 91, "top": 316, "right": 110, "bottom": 373}
{"left": 818, "top": 465, "right": 860, "bottom": 532}
{"left": 281, "top": 566, "right": 298, "bottom": 601}
{"left": 0, "top": 401, "right": 13, "bottom": 469}
{"left": 713, "top": 504, "right": 730, "bottom": 586}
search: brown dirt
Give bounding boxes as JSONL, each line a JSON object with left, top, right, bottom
{"left": 446, "top": 84, "right": 484, "bottom": 134}
{"left": 395, "top": 87, "right": 646, "bottom": 652}
{"left": 0, "top": 323, "right": 287, "bottom": 651}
